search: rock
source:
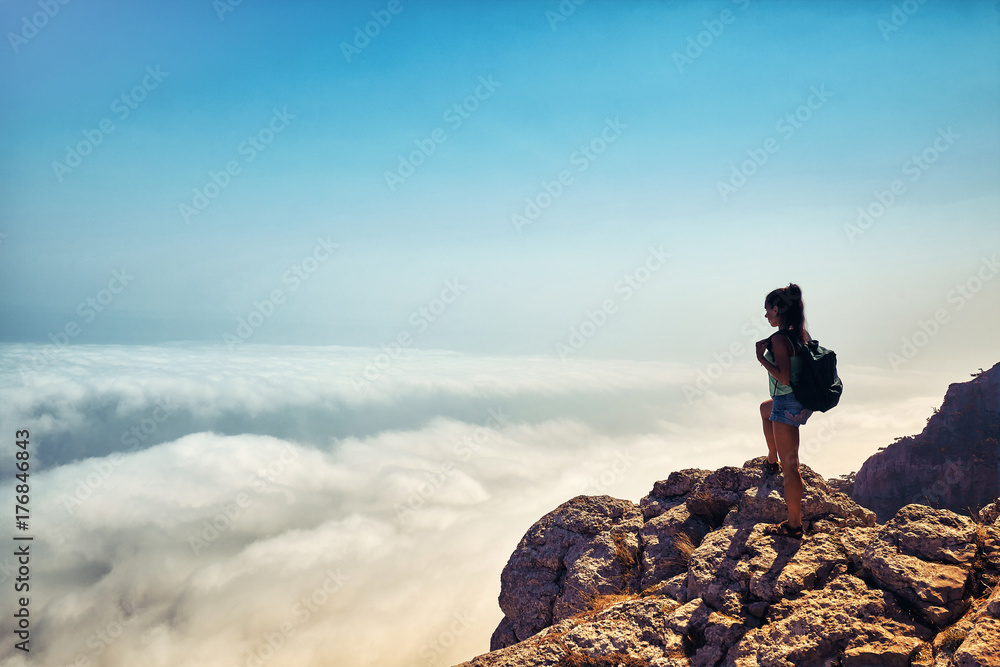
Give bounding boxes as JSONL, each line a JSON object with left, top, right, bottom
{"left": 729, "top": 462, "right": 875, "bottom": 529}
{"left": 839, "top": 526, "right": 876, "bottom": 571}
{"left": 853, "top": 362, "right": 1000, "bottom": 522}
{"left": 685, "top": 521, "right": 850, "bottom": 618}
{"left": 463, "top": 433, "right": 1000, "bottom": 667}
{"left": 862, "top": 504, "right": 975, "bottom": 627}
{"left": 979, "top": 500, "right": 1000, "bottom": 525}
{"left": 747, "top": 531, "right": 848, "bottom": 603}
{"left": 661, "top": 572, "right": 688, "bottom": 602}
{"left": 489, "top": 617, "right": 517, "bottom": 652}
{"left": 496, "top": 494, "right": 644, "bottom": 644}
{"left": 641, "top": 468, "right": 712, "bottom": 520}
{"left": 456, "top": 597, "right": 687, "bottom": 667}
{"left": 841, "top": 635, "right": 923, "bottom": 666}
{"left": 728, "top": 574, "right": 932, "bottom": 667}
{"left": 953, "top": 613, "right": 1000, "bottom": 667}
{"left": 666, "top": 597, "right": 710, "bottom": 636}
{"left": 639, "top": 502, "right": 710, "bottom": 592}
{"left": 685, "top": 526, "right": 748, "bottom": 615}
{"left": 692, "top": 612, "right": 747, "bottom": 667}
{"left": 989, "top": 584, "right": 1000, "bottom": 618}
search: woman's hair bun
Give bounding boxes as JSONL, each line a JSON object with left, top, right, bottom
{"left": 785, "top": 283, "right": 802, "bottom": 299}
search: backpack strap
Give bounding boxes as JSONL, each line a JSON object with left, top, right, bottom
{"left": 773, "top": 328, "right": 803, "bottom": 355}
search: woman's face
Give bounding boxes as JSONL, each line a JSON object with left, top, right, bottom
{"left": 764, "top": 301, "right": 780, "bottom": 328}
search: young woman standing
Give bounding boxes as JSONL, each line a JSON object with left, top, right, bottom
{"left": 755, "top": 283, "right": 812, "bottom": 538}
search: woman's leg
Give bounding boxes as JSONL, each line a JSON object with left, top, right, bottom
{"left": 773, "top": 421, "right": 803, "bottom": 528}
{"left": 759, "top": 400, "right": 777, "bottom": 464}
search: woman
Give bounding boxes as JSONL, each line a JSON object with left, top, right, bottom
{"left": 755, "top": 283, "right": 812, "bottom": 539}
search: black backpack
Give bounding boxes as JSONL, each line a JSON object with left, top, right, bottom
{"left": 776, "top": 330, "right": 843, "bottom": 412}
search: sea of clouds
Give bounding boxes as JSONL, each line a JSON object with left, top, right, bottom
{"left": 0, "top": 343, "right": 955, "bottom": 667}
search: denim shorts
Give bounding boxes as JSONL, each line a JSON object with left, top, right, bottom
{"left": 769, "top": 392, "right": 813, "bottom": 427}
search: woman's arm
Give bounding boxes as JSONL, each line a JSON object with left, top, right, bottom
{"left": 755, "top": 333, "right": 793, "bottom": 386}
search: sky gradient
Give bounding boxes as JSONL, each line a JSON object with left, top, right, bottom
{"left": 1, "top": 0, "right": 998, "bottom": 375}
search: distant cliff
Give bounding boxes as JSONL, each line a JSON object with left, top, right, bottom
{"left": 455, "top": 458, "right": 1000, "bottom": 667}
{"left": 853, "top": 362, "right": 1000, "bottom": 523}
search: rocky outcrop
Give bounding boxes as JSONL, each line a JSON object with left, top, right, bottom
{"left": 853, "top": 363, "right": 1000, "bottom": 522}
{"left": 494, "top": 495, "right": 644, "bottom": 646}
{"left": 458, "top": 457, "right": 1000, "bottom": 667}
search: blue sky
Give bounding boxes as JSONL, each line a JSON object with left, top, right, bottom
{"left": 2, "top": 0, "right": 998, "bottom": 371}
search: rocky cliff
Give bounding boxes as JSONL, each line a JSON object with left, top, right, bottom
{"left": 853, "top": 363, "right": 1000, "bottom": 522}
{"left": 455, "top": 458, "right": 1000, "bottom": 667}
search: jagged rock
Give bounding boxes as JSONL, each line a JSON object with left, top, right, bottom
{"left": 458, "top": 597, "right": 688, "bottom": 667}
{"left": 979, "top": 500, "right": 1000, "bottom": 525}
{"left": 728, "top": 574, "right": 932, "bottom": 667}
{"left": 841, "top": 635, "right": 923, "bottom": 666}
{"left": 489, "top": 617, "right": 517, "bottom": 652}
{"left": 726, "top": 461, "right": 875, "bottom": 528}
{"left": 989, "top": 583, "right": 1000, "bottom": 617}
{"left": 839, "top": 526, "right": 876, "bottom": 571}
{"left": 462, "top": 426, "right": 1000, "bottom": 667}
{"left": 853, "top": 362, "right": 1000, "bottom": 522}
{"left": 493, "top": 494, "right": 644, "bottom": 646}
{"left": 951, "top": 592, "right": 1000, "bottom": 667}
{"left": 692, "top": 611, "right": 748, "bottom": 667}
{"left": 666, "top": 597, "right": 709, "bottom": 636}
{"left": 747, "top": 531, "right": 848, "bottom": 603}
{"left": 953, "top": 614, "right": 1000, "bottom": 667}
{"left": 639, "top": 502, "right": 710, "bottom": 591}
{"left": 685, "top": 521, "right": 851, "bottom": 619}
{"left": 641, "top": 469, "right": 712, "bottom": 520}
{"left": 661, "top": 572, "right": 688, "bottom": 602}
{"left": 863, "top": 504, "right": 976, "bottom": 627}
{"left": 685, "top": 525, "right": 748, "bottom": 615}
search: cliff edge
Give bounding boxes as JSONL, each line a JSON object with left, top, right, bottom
{"left": 852, "top": 362, "right": 1000, "bottom": 522}
{"left": 455, "top": 458, "right": 1000, "bottom": 667}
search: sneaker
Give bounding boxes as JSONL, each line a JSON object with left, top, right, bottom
{"left": 763, "top": 460, "right": 780, "bottom": 474}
